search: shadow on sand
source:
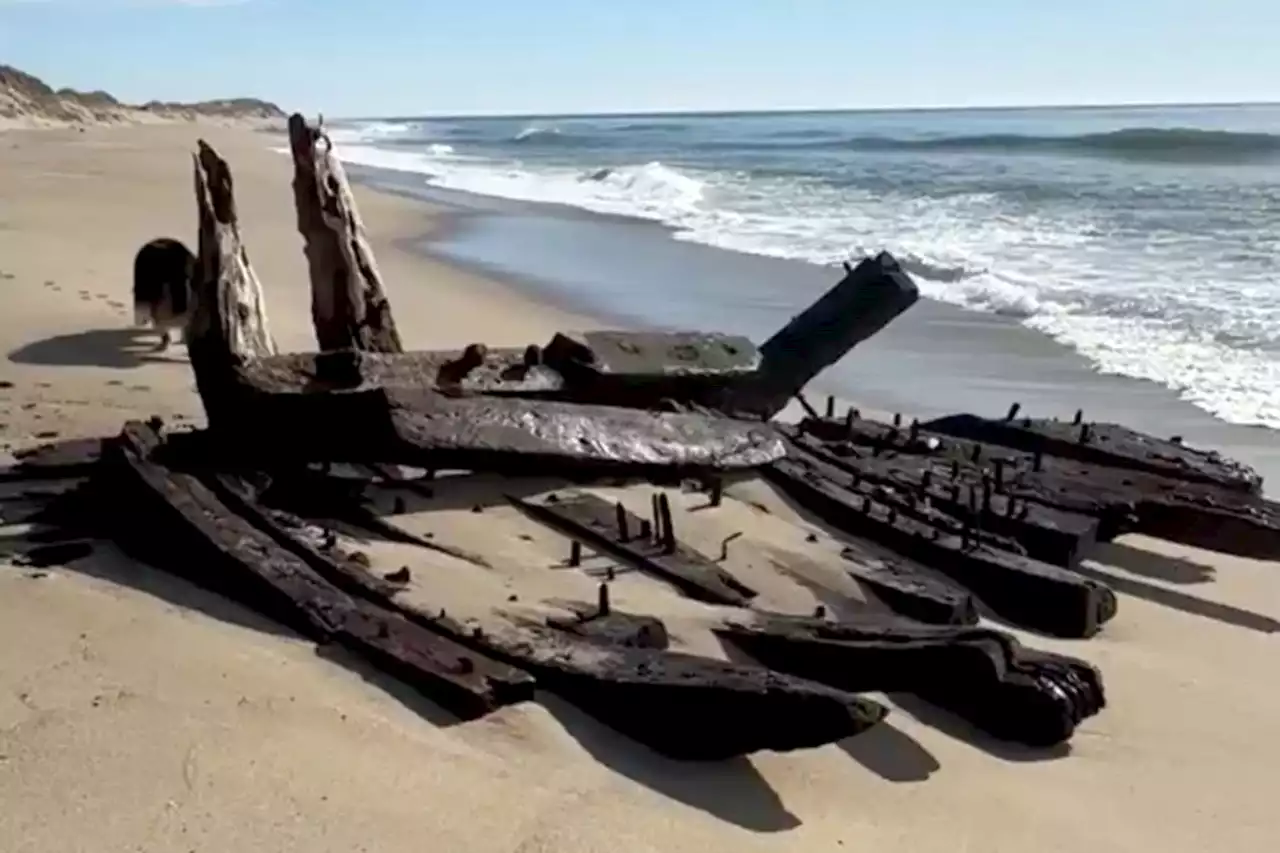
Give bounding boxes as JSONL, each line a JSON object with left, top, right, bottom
{"left": 8, "top": 327, "right": 175, "bottom": 369}
{"left": 0, "top": 530, "right": 466, "bottom": 730}
{"left": 538, "top": 693, "right": 802, "bottom": 832}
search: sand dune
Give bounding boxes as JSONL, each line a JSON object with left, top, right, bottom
{"left": 1, "top": 122, "right": 1278, "bottom": 853}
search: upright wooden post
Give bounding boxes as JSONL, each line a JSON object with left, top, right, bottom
{"left": 189, "top": 140, "right": 278, "bottom": 426}
{"left": 288, "top": 113, "right": 403, "bottom": 353}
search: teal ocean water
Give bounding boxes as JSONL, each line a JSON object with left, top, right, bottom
{"left": 323, "top": 104, "right": 1280, "bottom": 429}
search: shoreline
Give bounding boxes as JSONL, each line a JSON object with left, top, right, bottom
{"left": 334, "top": 158, "right": 1280, "bottom": 490}
{"left": 3, "top": 122, "right": 1280, "bottom": 853}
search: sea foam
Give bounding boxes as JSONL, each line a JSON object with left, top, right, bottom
{"left": 295, "top": 116, "right": 1280, "bottom": 430}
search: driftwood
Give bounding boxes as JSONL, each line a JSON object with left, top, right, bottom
{"left": 100, "top": 421, "right": 534, "bottom": 719}
{"left": 512, "top": 491, "right": 758, "bottom": 606}
{"left": 190, "top": 140, "right": 277, "bottom": 426}
{"left": 718, "top": 612, "right": 1105, "bottom": 747}
{"left": 288, "top": 114, "right": 403, "bottom": 353}
{"left": 801, "top": 411, "right": 1280, "bottom": 560}
{"left": 787, "top": 428, "right": 1101, "bottom": 567}
{"left": 765, "top": 452, "right": 1118, "bottom": 639}
{"left": 926, "top": 411, "right": 1263, "bottom": 495}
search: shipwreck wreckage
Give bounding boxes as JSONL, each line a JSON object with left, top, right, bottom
{"left": 5, "top": 113, "right": 1278, "bottom": 762}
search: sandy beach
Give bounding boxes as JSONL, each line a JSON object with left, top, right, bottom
{"left": 2, "top": 123, "right": 1279, "bottom": 853}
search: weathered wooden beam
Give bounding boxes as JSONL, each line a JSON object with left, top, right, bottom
{"left": 288, "top": 114, "right": 403, "bottom": 353}
{"left": 719, "top": 252, "right": 920, "bottom": 419}
{"left": 787, "top": 428, "right": 1101, "bottom": 568}
{"left": 836, "top": 539, "right": 979, "bottom": 626}
{"left": 801, "top": 411, "right": 1280, "bottom": 560}
{"left": 190, "top": 140, "right": 277, "bottom": 427}
{"left": 545, "top": 603, "right": 671, "bottom": 650}
{"left": 717, "top": 612, "right": 1105, "bottom": 747}
{"left": 201, "top": 458, "right": 886, "bottom": 759}
{"left": 100, "top": 421, "right": 533, "bottom": 720}
{"left": 764, "top": 452, "right": 1118, "bottom": 639}
{"left": 203, "top": 376, "right": 786, "bottom": 475}
{"left": 511, "top": 491, "right": 757, "bottom": 606}
{"left": 925, "top": 411, "right": 1263, "bottom": 495}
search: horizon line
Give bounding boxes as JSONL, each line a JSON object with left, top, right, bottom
{"left": 337, "top": 98, "right": 1280, "bottom": 123}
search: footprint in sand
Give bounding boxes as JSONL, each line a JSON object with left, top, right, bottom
{"left": 35, "top": 382, "right": 50, "bottom": 389}
{"left": 0, "top": 272, "right": 14, "bottom": 280}
{"left": 0, "top": 380, "right": 13, "bottom": 390}
{"left": 105, "top": 379, "right": 123, "bottom": 387}
{"left": 129, "top": 385, "right": 151, "bottom": 393}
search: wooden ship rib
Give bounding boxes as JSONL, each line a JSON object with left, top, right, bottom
{"left": 11, "top": 112, "right": 1280, "bottom": 761}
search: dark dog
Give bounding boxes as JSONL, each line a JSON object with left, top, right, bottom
{"left": 132, "top": 237, "right": 195, "bottom": 352}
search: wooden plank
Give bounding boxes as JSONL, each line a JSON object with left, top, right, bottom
{"left": 925, "top": 411, "right": 1263, "bottom": 495}
{"left": 717, "top": 612, "right": 1105, "bottom": 747}
{"left": 511, "top": 491, "right": 757, "bottom": 606}
{"left": 836, "top": 539, "right": 979, "bottom": 626}
{"left": 208, "top": 461, "right": 887, "bottom": 759}
{"left": 787, "top": 429, "right": 1101, "bottom": 567}
{"left": 100, "top": 421, "right": 534, "bottom": 720}
{"left": 800, "top": 411, "right": 1280, "bottom": 560}
{"left": 207, "top": 380, "right": 787, "bottom": 475}
{"left": 764, "top": 453, "right": 1118, "bottom": 639}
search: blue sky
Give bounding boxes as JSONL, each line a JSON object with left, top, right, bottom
{"left": 2, "top": 0, "right": 1278, "bottom": 117}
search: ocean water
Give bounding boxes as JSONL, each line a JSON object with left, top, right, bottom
{"left": 320, "top": 104, "right": 1280, "bottom": 429}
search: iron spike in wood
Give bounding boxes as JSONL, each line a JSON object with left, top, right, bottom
{"left": 922, "top": 411, "right": 1263, "bottom": 494}
{"left": 784, "top": 432, "right": 1101, "bottom": 569}
{"left": 569, "top": 540, "right": 583, "bottom": 567}
{"left": 597, "top": 582, "right": 611, "bottom": 616}
{"left": 716, "top": 612, "right": 1105, "bottom": 748}
{"left": 1006, "top": 402, "right": 1022, "bottom": 421}
{"left": 798, "top": 413, "right": 1280, "bottom": 560}
{"left": 99, "top": 421, "right": 534, "bottom": 720}
{"left": 615, "top": 501, "right": 630, "bottom": 542}
{"left": 718, "top": 531, "right": 743, "bottom": 562}
{"left": 511, "top": 492, "right": 756, "bottom": 606}
{"left": 1073, "top": 409, "right": 1083, "bottom": 425}
{"left": 651, "top": 493, "right": 663, "bottom": 542}
{"left": 189, "top": 454, "right": 885, "bottom": 760}
{"left": 708, "top": 477, "right": 724, "bottom": 507}
{"left": 213, "top": 378, "right": 787, "bottom": 477}
{"left": 719, "top": 251, "right": 920, "bottom": 419}
{"left": 658, "top": 493, "right": 677, "bottom": 554}
{"left": 545, "top": 607, "right": 668, "bottom": 649}
{"left": 826, "top": 395, "right": 836, "bottom": 418}
{"left": 764, "top": 454, "right": 1117, "bottom": 639}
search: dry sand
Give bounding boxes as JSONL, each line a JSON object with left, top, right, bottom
{"left": 1, "top": 123, "right": 1279, "bottom": 853}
